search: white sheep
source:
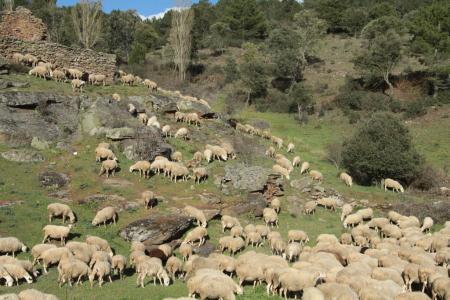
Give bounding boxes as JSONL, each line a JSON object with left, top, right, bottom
{"left": 64, "top": 68, "right": 82, "bottom": 79}
{"left": 111, "top": 255, "right": 126, "bottom": 279}
{"left": 246, "top": 231, "right": 263, "bottom": 247}
{"left": 286, "top": 242, "right": 302, "bottom": 262}
{"left": 193, "top": 167, "right": 208, "bottom": 184}
{"left": 58, "top": 257, "right": 90, "bottom": 287}
{"left": 171, "top": 151, "right": 182, "bottom": 162}
{"left": 12, "top": 52, "right": 25, "bottom": 64}
{"left": 0, "top": 265, "right": 14, "bottom": 287}
{"left": 141, "top": 190, "right": 156, "bottom": 209}
{"left": 31, "top": 244, "right": 56, "bottom": 265}
{"left": 272, "top": 164, "right": 290, "bottom": 180}
{"left": 143, "top": 79, "right": 158, "bottom": 91}
{"left": 129, "top": 161, "right": 151, "bottom": 178}
{"left": 204, "top": 149, "right": 213, "bottom": 163}
{"left": 263, "top": 208, "right": 279, "bottom": 228}
{"left": 50, "top": 69, "right": 66, "bottom": 82}
{"left": 42, "top": 225, "right": 72, "bottom": 245}
{"left": 183, "top": 227, "right": 207, "bottom": 246}
{"left": 112, "top": 93, "right": 121, "bottom": 101}
{"left": 28, "top": 66, "right": 49, "bottom": 79}
{"left": 288, "top": 230, "right": 309, "bottom": 245}
{"left": 287, "top": 143, "right": 295, "bottom": 153}
{"left": 18, "top": 289, "right": 58, "bottom": 300}
{"left": 99, "top": 159, "right": 118, "bottom": 177}
{"left": 47, "top": 203, "right": 76, "bottom": 224}
{"left": 174, "top": 128, "right": 189, "bottom": 140}
{"left": 1, "top": 263, "right": 33, "bottom": 285}
{"left": 71, "top": 79, "right": 85, "bottom": 93}
{"left": 162, "top": 125, "right": 171, "bottom": 137}
{"left": 86, "top": 236, "right": 113, "bottom": 255}
{"left": 341, "top": 203, "right": 353, "bottom": 221}
{"left": 0, "top": 237, "right": 27, "bottom": 257}
{"left": 38, "top": 247, "right": 72, "bottom": 273}
{"left": 421, "top": 217, "right": 434, "bottom": 232}
{"left": 229, "top": 237, "right": 245, "bottom": 255}
{"left": 384, "top": 178, "right": 405, "bottom": 193}
{"left": 179, "top": 242, "right": 192, "bottom": 261}
{"left": 221, "top": 215, "right": 241, "bottom": 232}
{"left": 356, "top": 208, "right": 374, "bottom": 220}
{"left": 300, "top": 161, "right": 310, "bottom": 174}
{"left": 166, "top": 256, "right": 183, "bottom": 280}
{"left": 340, "top": 172, "right": 353, "bottom": 187}
{"left": 120, "top": 74, "right": 135, "bottom": 86}
{"left": 304, "top": 201, "right": 317, "bottom": 215}
{"left": 310, "top": 170, "right": 323, "bottom": 182}
{"left": 92, "top": 206, "right": 118, "bottom": 226}
{"left": 184, "top": 206, "right": 207, "bottom": 228}
{"left": 23, "top": 54, "right": 38, "bottom": 66}
{"left": 292, "top": 156, "right": 301, "bottom": 167}
{"left": 317, "top": 197, "right": 337, "bottom": 211}
{"left": 95, "top": 147, "right": 116, "bottom": 162}
{"left": 89, "top": 261, "right": 113, "bottom": 287}
{"left": 266, "top": 146, "right": 276, "bottom": 158}
{"left": 271, "top": 197, "right": 281, "bottom": 213}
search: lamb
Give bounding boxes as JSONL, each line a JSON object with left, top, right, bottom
{"left": 300, "top": 161, "right": 310, "bottom": 174}
{"left": 0, "top": 237, "right": 27, "bottom": 257}
{"left": 47, "top": 203, "right": 76, "bottom": 224}
{"left": 28, "top": 66, "right": 49, "bottom": 79}
{"left": 95, "top": 147, "right": 116, "bottom": 162}
{"left": 1, "top": 263, "right": 33, "bottom": 285}
{"left": 193, "top": 167, "right": 208, "bottom": 184}
{"left": 99, "top": 159, "right": 118, "bottom": 177}
{"left": 111, "top": 255, "right": 126, "bottom": 279}
{"left": 272, "top": 164, "right": 290, "bottom": 180}
{"left": 58, "top": 257, "right": 90, "bottom": 287}
{"left": 183, "top": 227, "right": 207, "bottom": 246}
{"left": 310, "top": 170, "right": 323, "bottom": 182}
{"left": 266, "top": 146, "right": 276, "bottom": 158}
{"left": 304, "top": 201, "right": 317, "bottom": 215}
{"left": 129, "top": 161, "right": 151, "bottom": 178}
{"left": 112, "top": 93, "right": 121, "bottom": 101}
{"left": 317, "top": 197, "right": 337, "bottom": 211}
{"left": 18, "top": 289, "right": 58, "bottom": 300}
{"left": 287, "top": 143, "right": 295, "bottom": 153}
{"left": 143, "top": 79, "right": 158, "bottom": 91}
{"left": 166, "top": 256, "right": 183, "bottom": 280}
{"left": 184, "top": 206, "right": 207, "bottom": 228}
{"left": 286, "top": 242, "right": 302, "bottom": 262}
{"left": 174, "top": 127, "right": 189, "bottom": 140}
{"left": 179, "top": 242, "right": 192, "bottom": 261}
{"left": 71, "top": 79, "right": 85, "bottom": 93}
{"left": 343, "top": 214, "right": 363, "bottom": 229}
{"left": 341, "top": 203, "right": 353, "bottom": 221}
{"left": 31, "top": 244, "right": 56, "bottom": 265}
{"left": 268, "top": 198, "right": 281, "bottom": 214}
{"left": 421, "top": 217, "right": 434, "bottom": 232}
{"left": 384, "top": 178, "right": 405, "bottom": 193}
{"left": 340, "top": 172, "right": 353, "bottom": 187}
{"left": 89, "top": 261, "right": 113, "bottom": 287}
{"left": 140, "top": 190, "right": 156, "bottom": 209}
{"left": 292, "top": 156, "right": 301, "bottom": 167}
{"left": 50, "top": 69, "right": 66, "bottom": 82}
{"left": 263, "top": 208, "right": 279, "bottom": 228}
{"left": 92, "top": 206, "right": 118, "bottom": 226}
{"left": 86, "top": 236, "right": 113, "bottom": 255}
{"left": 42, "top": 225, "right": 72, "bottom": 245}
{"left": 162, "top": 125, "right": 171, "bottom": 137}
{"left": 288, "top": 230, "right": 309, "bottom": 245}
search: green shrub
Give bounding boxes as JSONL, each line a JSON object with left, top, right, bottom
{"left": 404, "top": 100, "right": 428, "bottom": 119}
{"left": 342, "top": 112, "right": 424, "bottom": 185}
{"left": 336, "top": 90, "right": 390, "bottom": 112}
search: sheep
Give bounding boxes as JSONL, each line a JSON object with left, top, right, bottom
{"left": 42, "top": 224, "right": 72, "bottom": 245}
{"left": 143, "top": 79, "right": 158, "bottom": 91}
{"left": 221, "top": 142, "right": 236, "bottom": 159}
{"left": 288, "top": 230, "right": 309, "bottom": 245}
{"left": 170, "top": 151, "right": 182, "bottom": 162}
{"left": 192, "top": 151, "right": 203, "bottom": 163}
{"left": 150, "top": 159, "right": 168, "bottom": 175}
{"left": 229, "top": 237, "right": 245, "bottom": 255}
{"left": 140, "top": 190, "right": 156, "bottom": 209}
{"left": 206, "top": 144, "right": 228, "bottom": 161}
{"left": 317, "top": 197, "right": 337, "bottom": 211}
{"left": 112, "top": 93, "right": 121, "bottom": 101}
{"left": 340, "top": 172, "right": 353, "bottom": 187}
{"left": 0, "top": 265, "right": 14, "bottom": 287}
{"left": 183, "top": 227, "right": 207, "bottom": 246}
{"left": 381, "top": 224, "right": 403, "bottom": 239}
{"left": 31, "top": 244, "right": 56, "bottom": 266}
{"left": 431, "top": 277, "right": 450, "bottom": 300}
{"left": 18, "top": 289, "right": 58, "bottom": 300}
{"left": 338, "top": 205, "right": 353, "bottom": 223}
{"left": 71, "top": 79, "right": 85, "bottom": 93}
{"left": 192, "top": 276, "right": 242, "bottom": 300}
{"left": 28, "top": 66, "right": 49, "bottom": 79}
{"left": 130, "top": 161, "right": 151, "bottom": 179}
{"left": 421, "top": 217, "right": 434, "bottom": 232}
{"left": 120, "top": 74, "right": 135, "bottom": 86}
{"left": 138, "top": 113, "right": 149, "bottom": 125}
{"left": 304, "top": 201, "right": 317, "bottom": 215}
{"left": 12, "top": 52, "right": 25, "bottom": 64}
{"left": 175, "top": 111, "right": 186, "bottom": 123}
{"left": 263, "top": 208, "right": 279, "bottom": 228}
{"left": 246, "top": 231, "right": 263, "bottom": 247}
{"left": 394, "top": 292, "right": 431, "bottom": 300}
{"left": 221, "top": 215, "right": 241, "bottom": 232}
{"left": 89, "top": 261, "right": 113, "bottom": 287}
{"left": 111, "top": 255, "right": 126, "bottom": 279}
{"left": 384, "top": 178, "right": 405, "bottom": 193}
{"left": 435, "top": 248, "right": 450, "bottom": 267}
{"left": 64, "top": 68, "right": 82, "bottom": 79}
{"left": 99, "top": 159, "right": 118, "bottom": 177}
{"left": 0, "top": 237, "right": 27, "bottom": 257}
{"left": 300, "top": 162, "right": 310, "bottom": 174}
{"left": 128, "top": 103, "right": 137, "bottom": 115}
{"left": 272, "top": 136, "right": 284, "bottom": 149}
{"left": 179, "top": 242, "right": 192, "bottom": 261}
{"left": 204, "top": 149, "right": 213, "bottom": 163}
{"left": 316, "top": 234, "right": 339, "bottom": 244}
{"left": 1, "top": 263, "right": 33, "bottom": 286}
{"left": 184, "top": 206, "right": 207, "bottom": 228}
{"left": 89, "top": 250, "right": 112, "bottom": 269}
{"left": 37, "top": 247, "right": 73, "bottom": 273}
{"left": 23, "top": 54, "right": 38, "bottom": 66}
{"left": 279, "top": 268, "right": 326, "bottom": 299}
{"left": 185, "top": 113, "right": 201, "bottom": 126}
{"left": 174, "top": 127, "right": 189, "bottom": 140}
{"left": 271, "top": 197, "right": 281, "bottom": 213}
{"left": 86, "top": 236, "right": 113, "bottom": 255}
{"left": 277, "top": 157, "right": 294, "bottom": 173}
{"left": 162, "top": 125, "right": 171, "bottom": 137}
{"left": 255, "top": 225, "right": 269, "bottom": 240}
{"left": 92, "top": 207, "right": 118, "bottom": 226}
{"left": 50, "top": 69, "right": 66, "bottom": 82}
{"left": 303, "top": 287, "right": 325, "bottom": 300}
{"left": 65, "top": 241, "right": 98, "bottom": 264}
{"left": 372, "top": 267, "right": 404, "bottom": 287}
{"left": 292, "top": 156, "right": 301, "bottom": 167}
{"left": 47, "top": 203, "right": 76, "bottom": 224}
{"left": 193, "top": 167, "right": 208, "bottom": 184}
{"left": 58, "top": 257, "right": 90, "bottom": 287}
{"left": 95, "top": 147, "right": 116, "bottom": 162}
{"left": 166, "top": 256, "right": 183, "bottom": 280}
{"left": 266, "top": 146, "right": 276, "bottom": 158}
{"left": 287, "top": 143, "right": 295, "bottom": 153}
{"left": 137, "top": 259, "right": 170, "bottom": 287}
{"left": 273, "top": 164, "right": 290, "bottom": 180}
{"left": 310, "top": 170, "right": 323, "bottom": 182}
{"left": 343, "top": 213, "right": 362, "bottom": 229}
{"left": 286, "top": 242, "right": 302, "bottom": 262}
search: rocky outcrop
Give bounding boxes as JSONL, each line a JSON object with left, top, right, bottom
{"left": 222, "top": 193, "right": 267, "bottom": 217}
{"left": 218, "top": 164, "right": 272, "bottom": 193}
{"left": 120, "top": 213, "right": 193, "bottom": 245}
{"left": 0, "top": 7, "right": 48, "bottom": 41}
{"left": 1, "top": 149, "right": 44, "bottom": 162}
{"left": 39, "top": 171, "right": 69, "bottom": 188}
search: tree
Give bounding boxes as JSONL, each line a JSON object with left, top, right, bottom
{"left": 1, "top": 0, "right": 13, "bottom": 11}
{"left": 208, "top": 22, "right": 231, "bottom": 54}
{"left": 288, "top": 82, "right": 314, "bottom": 124}
{"left": 342, "top": 112, "right": 423, "bottom": 185}
{"left": 341, "top": 7, "right": 368, "bottom": 36}
{"left": 191, "top": 0, "right": 216, "bottom": 55}
{"left": 71, "top": 0, "right": 103, "bottom": 49}
{"left": 240, "top": 42, "right": 268, "bottom": 105}
{"left": 129, "top": 22, "right": 158, "bottom": 64}
{"left": 224, "top": 57, "right": 239, "bottom": 83}
{"left": 169, "top": 0, "right": 194, "bottom": 81}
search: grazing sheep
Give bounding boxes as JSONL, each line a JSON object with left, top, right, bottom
{"left": 192, "top": 151, "right": 203, "bottom": 163}
{"left": 229, "top": 237, "right": 245, "bottom": 255}
{"left": 255, "top": 225, "right": 269, "bottom": 240}
{"left": 120, "top": 74, "right": 135, "bottom": 86}
{"left": 50, "top": 69, "right": 66, "bottom": 82}
{"left": 1, "top": 263, "right": 33, "bottom": 285}
{"left": 279, "top": 268, "right": 325, "bottom": 298}
{"left": 95, "top": 147, "right": 116, "bottom": 162}
{"left": 12, "top": 52, "right": 25, "bottom": 64}
{"left": 129, "top": 161, "right": 151, "bottom": 178}
{"left": 384, "top": 178, "right": 405, "bottom": 193}
{"left": 99, "top": 159, "right": 118, "bottom": 177}
{"left": 221, "top": 142, "right": 236, "bottom": 159}
{"left": 303, "top": 287, "right": 325, "bottom": 300}
{"left": 317, "top": 197, "right": 337, "bottom": 211}
{"left": 92, "top": 207, "right": 118, "bottom": 226}
{"left": 340, "top": 233, "right": 353, "bottom": 245}
{"left": 292, "top": 156, "right": 301, "bottom": 167}
{"left": 23, "top": 54, "right": 38, "bottom": 66}
{"left": 272, "top": 136, "right": 284, "bottom": 149}
{"left": 300, "top": 161, "right": 310, "bottom": 174}
{"left": 111, "top": 255, "right": 126, "bottom": 279}
{"left": 205, "top": 144, "right": 228, "bottom": 161}
{"left": 246, "top": 231, "right": 263, "bottom": 247}
{"left": 340, "top": 172, "right": 353, "bottom": 187}
{"left": 266, "top": 146, "right": 276, "bottom": 158}
{"left": 38, "top": 247, "right": 73, "bottom": 273}
{"left": 64, "top": 68, "right": 82, "bottom": 79}
{"left": 185, "top": 113, "right": 201, "bottom": 126}
{"left": 421, "top": 217, "right": 434, "bottom": 232}
{"left": 221, "top": 215, "right": 241, "bottom": 232}
{"left": 171, "top": 151, "right": 182, "bottom": 162}
{"left": 183, "top": 227, "right": 208, "bottom": 246}
{"left": 310, "top": 170, "right": 323, "bottom": 182}
{"left": 162, "top": 125, "right": 171, "bottom": 137}
{"left": 89, "top": 250, "right": 112, "bottom": 269}
{"left": 341, "top": 203, "right": 353, "bottom": 221}
{"left": 18, "top": 289, "right": 58, "bottom": 300}
{"left": 286, "top": 242, "right": 302, "bottom": 262}
{"left": 272, "top": 164, "right": 290, "bottom": 180}
{"left": 431, "top": 276, "right": 450, "bottom": 300}
{"left": 58, "top": 257, "right": 90, "bottom": 287}
{"left": 112, "top": 93, "right": 121, "bottom": 101}
{"left": 47, "top": 203, "right": 76, "bottom": 224}
{"left": 193, "top": 167, "right": 208, "bottom": 184}
{"left": 175, "top": 128, "right": 189, "bottom": 140}
{"left": 288, "top": 230, "right": 309, "bottom": 245}
{"left": 42, "top": 225, "right": 72, "bottom": 245}
{"left": 356, "top": 208, "right": 374, "bottom": 220}
{"left": 86, "top": 236, "right": 113, "bottom": 255}
{"left": 141, "top": 190, "right": 156, "bottom": 209}
{"left": 287, "top": 143, "right": 295, "bottom": 153}
{"left": 179, "top": 242, "right": 192, "bottom": 261}
{"left": 143, "top": 79, "right": 158, "bottom": 91}
{"left": 89, "top": 261, "right": 113, "bottom": 287}
{"left": 271, "top": 197, "right": 281, "bottom": 213}
{"left": 71, "top": 79, "right": 85, "bottom": 93}
{"left": 0, "top": 237, "right": 27, "bottom": 257}
{"left": 263, "top": 208, "right": 279, "bottom": 228}
{"left": 184, "top": 206, "right": 207, "bottom": 228}
{"left": 204, "top": 149, "right": 213, "bottom": 163}
{"left": 166, "top": 256, "right": 183, "bottom": 280}
{"left": 136, "top": 258, "right": 169, "bottom": 287}
{"left": 138, "top": 113, "right": 149, "bottom": 125}
{"left": 304, "top": 201, "right": 317, "bottom": 215}
{"left": 28, "top": 66, "right": 49, "bottom": 79}
{"left": 31, "top": 244, "right": 57, "bottom": 265}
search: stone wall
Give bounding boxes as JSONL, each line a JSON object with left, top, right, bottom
{"left": 0, "top": 37, "right": 117, "bottom": 83}
{"left": 0, "top": 7, "right": 47, "bottom": 41}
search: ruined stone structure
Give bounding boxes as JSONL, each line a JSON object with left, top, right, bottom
{"left": 0, "top": 7, "right": 116, "bottom": 83}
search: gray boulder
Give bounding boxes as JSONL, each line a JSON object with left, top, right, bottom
{"left": 220, "top": 164, "right": 271, "bottom": 193}
{"left": 122, "top": 127, "right": 172, "bottom": 161}
{"left": 1, "top": 149, "right": 44, "bottom": 162}
{"left": 222, "top": 193, "right": 266, "bottom": 217}
{"left": 39, "top": 171, "right": 70, "bottom": 188}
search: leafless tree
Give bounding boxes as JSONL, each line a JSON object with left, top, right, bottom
{"left": 325, "top": 142, "right": 343, "bottom": 170}
{"left": 2, "top": 0, "right": 14, "bottom": 11}
{"left": 71, "top": 0, "right": 102, "bottom": 49}
{"left": 169, "top": 0, "right": 194, "bottom": 81}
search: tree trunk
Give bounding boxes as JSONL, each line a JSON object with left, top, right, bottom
{"left": 384, "top": 72, "right": 394, "bottom": 98}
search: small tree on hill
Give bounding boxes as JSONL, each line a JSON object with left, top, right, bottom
{"left": 240, "top": 42, "right": 268, "bottom": 105}
{"left": 71, "top": 0, "right": 103, "bottom": 49}
{"left": 342, "top": 112, "right": 423, "bottom": 186}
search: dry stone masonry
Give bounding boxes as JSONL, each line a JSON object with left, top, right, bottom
{"left": 0, "top": 7, "right": 48, "bottom": 41}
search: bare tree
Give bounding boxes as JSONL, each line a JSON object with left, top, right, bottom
{"left": 169, "top": 0, "right": 194, "bottom": 81}
{"left": 2, "top": 0, "right": 14, "bottom": 11}
{"left": 71, "top": 0, "right": 102, "bottom": 49}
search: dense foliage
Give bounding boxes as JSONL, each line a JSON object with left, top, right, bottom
{"left": 342, "top": 113, "right": 423, "bottom": 185}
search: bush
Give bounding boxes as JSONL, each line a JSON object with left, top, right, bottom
{"left": 410, "top": 165, "right": 448, "bottom": 191}
{"left": 336, "top": 90, "right": 390, "bottom": 112}
{"left": 342, "top": 112, "right": 424, "bottom": 185}
{"left": 404, "top": 100, "right": 428, "bottom": 119}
